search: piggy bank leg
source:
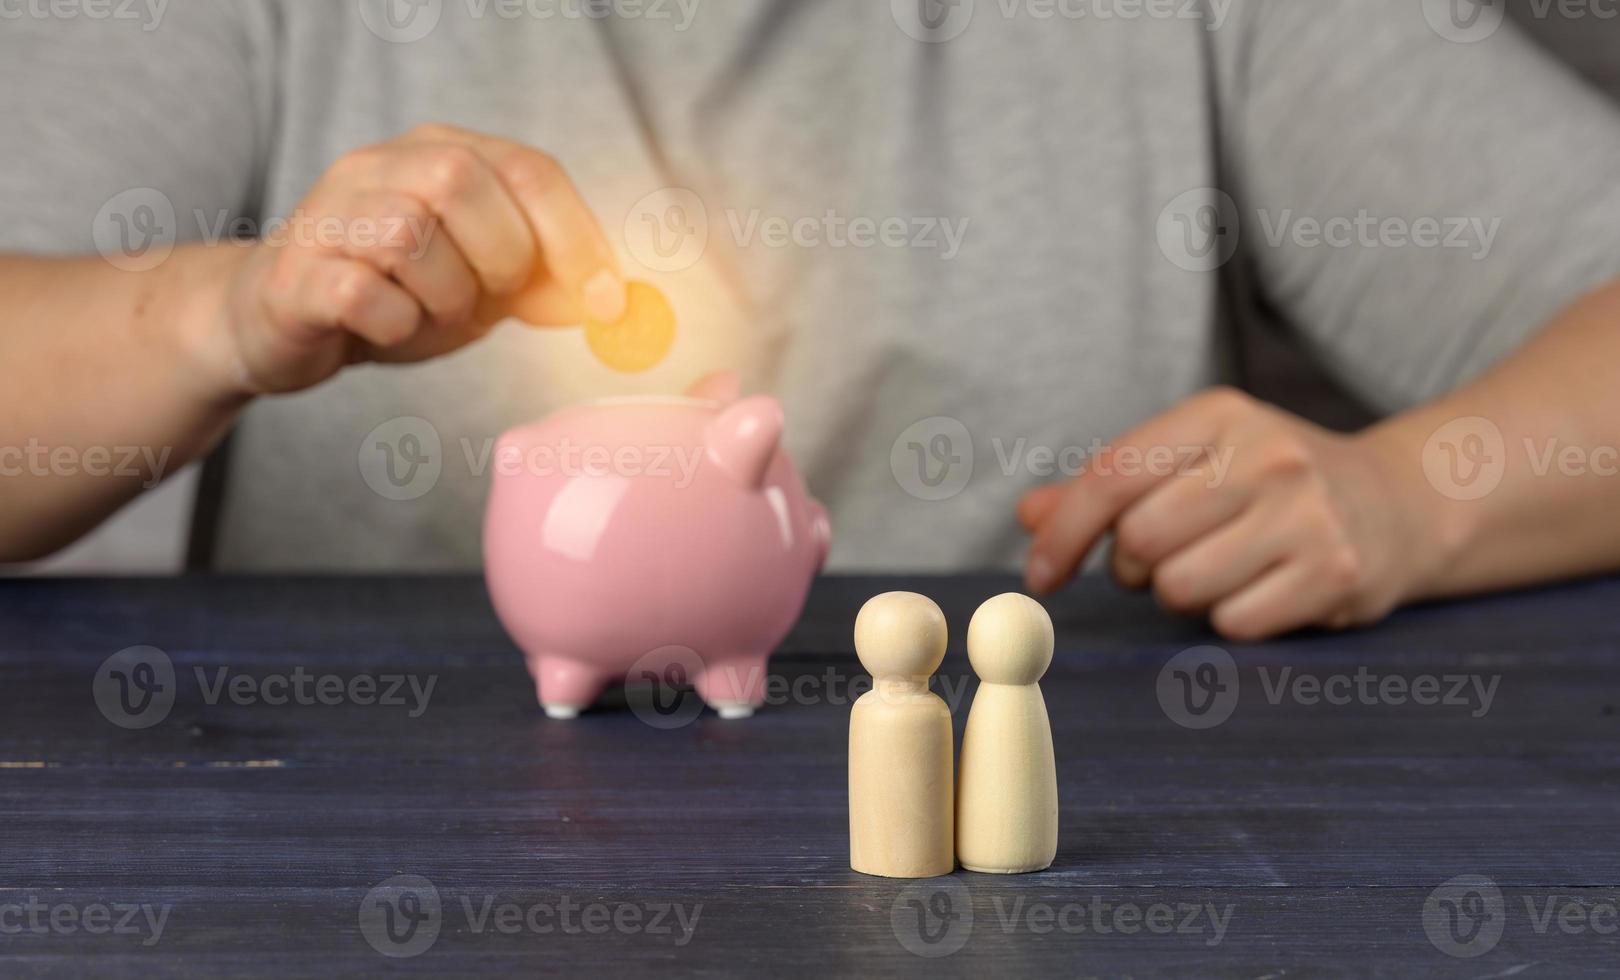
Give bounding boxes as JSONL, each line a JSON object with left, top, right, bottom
{"left": 694, "top": 657, "right": 769, "bottom": 720}
{"left": 530, "top": 656, "right": 609, "bottom": 720}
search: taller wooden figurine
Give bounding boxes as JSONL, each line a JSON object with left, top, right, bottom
{"left": 956, "top": 592, "right": 1058, "bottom": 873}
{"left": 849, "top": 592, "right": 955, "bottom": 878}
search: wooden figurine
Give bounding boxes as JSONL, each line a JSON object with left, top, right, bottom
{"left": 956, "top": 593, "right": 1058, "bottom": 874}
{"left": 849, "top": 592, "right": 956, "bottom": 878}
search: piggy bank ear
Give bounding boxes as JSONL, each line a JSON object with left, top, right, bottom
{"left": 705, "top": 396, "right": 783, "bottom": 489}
{"left": 684, "top": 370, "right": 741, "bottom": 405}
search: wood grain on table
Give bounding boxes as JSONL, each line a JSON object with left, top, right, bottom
{"left": 2, "top": 574, "right": 1618, "bottom": 977}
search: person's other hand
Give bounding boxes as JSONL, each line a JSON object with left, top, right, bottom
{"left": 1017, "top": 388, "right": 1440, "bottom": 641}
{"left": 210, "top": 123, "right": 626, "bottom": 394}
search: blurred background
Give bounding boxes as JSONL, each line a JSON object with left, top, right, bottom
{"left": 1244, "top": 4, "right": 1620, "bottom": 434}
{"left": 10, "top": 1, "right": 1619, "bottom": 577}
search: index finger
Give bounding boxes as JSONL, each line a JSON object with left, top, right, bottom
{"left": 1025, "top": 391, "right": 1233, "bottom": 593}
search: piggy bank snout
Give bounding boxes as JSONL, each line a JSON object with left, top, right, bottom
{"left": 809, "top": 497, "right": 831, "bottom": 568}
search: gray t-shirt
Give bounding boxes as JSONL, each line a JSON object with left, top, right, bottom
{"left": 4, "top": 0, "right": 1620, "bottom": 572}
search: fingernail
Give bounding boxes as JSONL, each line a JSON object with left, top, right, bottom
{"left": 1026, "top": 554, "right": 1056, "bottom": 595}
{"left": 583, "top": 270, "right": 627, "bottom": 323}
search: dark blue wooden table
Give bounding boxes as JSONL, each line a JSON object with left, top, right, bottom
{"left": 2, "top": 574, "right": 1618, "bottom": 977}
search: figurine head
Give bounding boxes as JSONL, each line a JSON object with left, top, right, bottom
{"left": 966, "top": 593, "right": 1053, "bottom": 686}
{"left": 854, "top": 592, "right": 948, "bottom": 681}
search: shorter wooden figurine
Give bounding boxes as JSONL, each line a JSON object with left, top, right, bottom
{"left": 849, "top": 592, "right": 956, "bottom": 878}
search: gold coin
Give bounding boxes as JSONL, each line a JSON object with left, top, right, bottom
{"left": 585, "top": 281, "right": 676, "bottom": 373}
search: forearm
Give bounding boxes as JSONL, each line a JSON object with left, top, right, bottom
{"left": 0, "top": 246, "right": 252, "bottom": 562}
{"left": 1368, "top": 278, "right": 1620, "bottom": 601}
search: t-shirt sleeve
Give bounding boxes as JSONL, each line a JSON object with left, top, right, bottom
{"left": 0, "top": 0, "right": 276, "bottom": 256}
{"left": 1209, "top": 0, "right": 1620, "bottom": 411}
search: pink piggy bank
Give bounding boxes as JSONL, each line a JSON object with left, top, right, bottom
{"left": 484, "top": 373, "right": 830, "bottom": 720}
